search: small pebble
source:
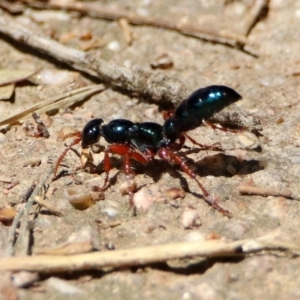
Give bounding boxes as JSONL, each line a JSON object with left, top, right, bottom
{"left": 224, "top": 220, "right": 249, "bottom": 240}
{"left": 12, "top": 271, "right": 39, "bottom": 288}
{"left": 107, "top": 40, "right": 120, "bottom": 51}
{"left": 101, "top": 207, "right": 118, "bottom": 218}
{"left": 236, "top": 131, "right": 260, "bottom": 149}
{"left": 133, "top": 185, "right": 163, "bottom": 211}
{"left": 180, "top": 208, "right": 201, "bottom": 229}
{"left": 124, "top": 60, "right": 131, "bottom": 68}
{"left": 184, "top": 231, "right": 206, "bottom": 242}
{"left": 164, "top": 187, "right": 186, "bottom": 200}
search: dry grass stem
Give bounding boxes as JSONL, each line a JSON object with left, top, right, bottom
{"left": 0, "top": 235, "right": 299, "bottom": 273}
{"left": 118, "top": 18, "right": 133, "bottom": 45}
{"left": 239, "top": 184, "right": 299, "bottom": 200}
{"left": 0, "top": 84, "right": 105, "bottom": 129}
{"left": 34, "top": 196, "right": 64, "bottom": 217}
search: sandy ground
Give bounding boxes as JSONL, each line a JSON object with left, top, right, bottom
{"left": 1, "top": 0, "right": 300, "bottom": 299}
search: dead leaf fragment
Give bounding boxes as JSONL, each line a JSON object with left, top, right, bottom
{"left": 65, "top": 188, "right": 97, "bottom": 210}
{"left": 0, "top": 69, "right": 39, "bottom": 86}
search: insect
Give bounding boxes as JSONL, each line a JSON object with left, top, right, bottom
{"left": 54, "top": 85, "right": 242, "bottom": 217}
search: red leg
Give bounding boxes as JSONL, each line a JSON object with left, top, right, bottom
{"left": 98, "top": 148, "right": 112, "bottom": 191}
{"left": 110, "top": 145, "right": 149, "bottom": 206}
{"left": 100, "top": 144, "right": 148, "bottom": 188}
{"left": 99, "top": 144, "right": 149, "bottom": 208}
{"left": 108, "top": 144, "right": 148, "bottom": 165}
{"left": 169, "top": 135, "right": 186, "bottom": 151}
{"left": 54, "top": 132, "right": 82, "bottom": 177}
{"left": 203, "top": 120, "right": 243, "bottom": 133}
{"left": 184, "top": 133, "right": 223, "bottom": 151}
{"left": 162, "top": 110, "right": 174, "bottom": 120}
{"left": 157, "top": 147, "right": 232, "bottom": 217}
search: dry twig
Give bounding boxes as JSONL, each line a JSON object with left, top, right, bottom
{"left": 5, "top": 166, "right": 54, "bottom": 257}
{"left": 0, "top": 234, "right": 299, "bottom": 273}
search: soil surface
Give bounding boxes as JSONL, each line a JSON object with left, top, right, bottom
{"left": 1, "top": 1, "right": 300, "bottom": 299}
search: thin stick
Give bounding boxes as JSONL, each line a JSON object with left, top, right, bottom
{"left": 6, "top": 166, "right": 54, "bottom": 257}
{"left": 240, "top": 0, "right": 269, "bottom": 36}
{"left": 54, "top": 135, "right": 82, "bottom": 177}
{"left": 20, "top": 182, "right": 37, "bottom": 203}
{"left": 239, "top": 184, "right": 299, "bottom": 200}
{"left": 5, "top": 204, "right": 26, "bottom": 257}
{"left": 0, "top": 236, "right": 299, "bottom": 273}
{"left": 5, "top": 182, "right": 38, "bottom": 257}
